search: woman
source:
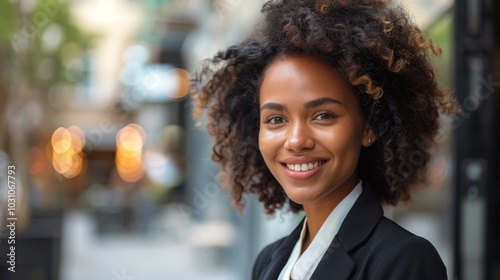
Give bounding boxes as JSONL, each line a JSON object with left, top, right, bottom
{"left": 191, "top": 0, "right": 458, "bottom": 279}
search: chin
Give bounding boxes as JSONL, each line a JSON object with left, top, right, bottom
{"left": 284, "top": 188, "right": 323, "bottom": 205}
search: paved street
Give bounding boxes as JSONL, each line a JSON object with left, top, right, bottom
{"left": 60, "top": 211, "right": 239, "bottom": 280}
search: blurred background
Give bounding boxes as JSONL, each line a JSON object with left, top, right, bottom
{"left": 0, "top": 0, "right": 498, "bottom": 279}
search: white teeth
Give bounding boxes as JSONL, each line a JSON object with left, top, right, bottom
{"left": 286, "top": 161, "right": 324, "bottom": 172}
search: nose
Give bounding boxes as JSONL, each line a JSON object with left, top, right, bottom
{"left": 284, "top": 121, "right": 315, "bottom": 152}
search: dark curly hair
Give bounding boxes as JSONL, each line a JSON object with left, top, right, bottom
{"left": 191, "top": 0, "right": 459, "bottom": 214}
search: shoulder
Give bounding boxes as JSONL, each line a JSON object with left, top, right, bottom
{"left": 365, "top": 217, "right": 447, "bottom": 279}
{"left": 252, "top": 237, "right": 286, "bottom": 280}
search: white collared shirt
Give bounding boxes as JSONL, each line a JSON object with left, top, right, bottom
{"left": 278, "top": 181, "right": 363, "bottom": 280}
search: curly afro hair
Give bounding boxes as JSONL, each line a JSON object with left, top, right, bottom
{"left": 191, "top": 0, "right": 459, "bottom": 215}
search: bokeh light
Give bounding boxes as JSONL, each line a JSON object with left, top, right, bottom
{"left": 116, "top": 123, "right": 146, "bottom": 182}
{"left": 51, "top": 126, "right": 86, "bottom": 179}
{"left": 167, "top": 68, "right": 190, "bottom": 100}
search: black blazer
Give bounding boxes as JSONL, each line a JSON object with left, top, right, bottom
{"left": 252, "top": 182, "right": 447, "bottom": 280}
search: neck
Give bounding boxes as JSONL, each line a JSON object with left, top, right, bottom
{"left": 301, "top": 178, "right": 359, "bottom": 252}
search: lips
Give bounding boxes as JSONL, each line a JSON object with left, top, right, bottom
{"left": 285, "top": 160, "right": 326, "bottom": 171}
{"left": 280, "top": 157, "right": 328, "bottom": 180}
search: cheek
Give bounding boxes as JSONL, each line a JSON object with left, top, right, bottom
{"left": 321, "top": 123, "right": 363, "bottom": 155}
{"left": 258, "top": 129, "right": 281, "bottom": 161}
{"left": 334, "top": 129, "right": 363, "bottom": 168}
{"left": 258, "top": 129, "right": 269, "bottom": 158}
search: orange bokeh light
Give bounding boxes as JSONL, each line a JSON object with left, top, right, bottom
{"left": 51, "top": 126, "right": 86, "bottom": 179}
{"left": 167, "top": 68, "right": 190, "bottom": 100}
{"left": 116, "top": 124, "right": 146, "bottom": 183}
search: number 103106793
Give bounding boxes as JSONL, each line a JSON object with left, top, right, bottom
{"left": 7, "top": 165, "right": 16, "bottom": 216}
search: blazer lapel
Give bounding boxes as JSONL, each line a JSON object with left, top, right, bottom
{"left": 336, "top": 182, "right": 383, "bottom": 251}
{"left": 262, "top": 219, "right": 304, "bottom": 280}
{"left": 310, "top": 182, "right": 384, "bottom": 280}
{"left": 310, "top": 236, "right": 355, "bottom": 280}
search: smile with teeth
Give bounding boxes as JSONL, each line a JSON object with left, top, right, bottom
{"left": 285, "top": 160, "right": 326, "bottom": 172}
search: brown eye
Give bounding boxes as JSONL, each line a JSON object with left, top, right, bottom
{"left": 265, "top": 116, "right": 287, "bottom": 124}
{"left": 314, "top": 112, "right": 336, "bottom": 120}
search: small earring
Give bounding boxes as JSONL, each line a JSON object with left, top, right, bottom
{"left": 368, "top": 139, "right": 371, "bottom": 144}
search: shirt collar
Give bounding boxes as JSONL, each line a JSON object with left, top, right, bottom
{"left": 280, "top": 181, "right": 363, "bottom": 280}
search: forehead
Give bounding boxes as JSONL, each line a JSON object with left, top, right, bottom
{"left": 259, "top": 55, "right": 358, "bottom": 106}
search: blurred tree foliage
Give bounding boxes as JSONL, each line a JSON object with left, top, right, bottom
{"left": 426, "top": 10, "right": 453, "bottom": 89}
{"left": 0, "top": 0, "right": 95, "bottom": 217}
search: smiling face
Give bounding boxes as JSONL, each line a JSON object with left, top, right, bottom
{"left": 258, "top": 55, "right": 375, "bottom": 207}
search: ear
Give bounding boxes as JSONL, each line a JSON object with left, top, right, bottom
{"left": 361, "top": 121, "right": 377, "bottom": 147}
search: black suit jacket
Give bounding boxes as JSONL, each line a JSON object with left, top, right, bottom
{"left": 252, "top": 183, "right": 447, "bottom": 280}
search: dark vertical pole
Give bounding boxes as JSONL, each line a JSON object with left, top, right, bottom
{"left": 488, "top": 2, "right": 500, "bottom": 278}
{"left": 453, "top": 0, "right": 499, "bottom": 279}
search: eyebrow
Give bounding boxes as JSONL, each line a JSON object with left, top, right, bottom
{"left": 260, "top": 102, "right": 287, "bottom": 112}
{"left": 260, "top": 97, "right": 343, "bottom": 112}
{"left": 304, "top": 97, "right": 343, "bottom": 109}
